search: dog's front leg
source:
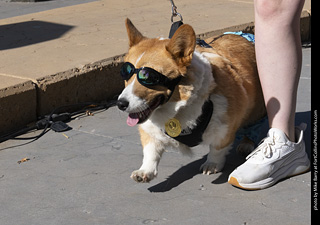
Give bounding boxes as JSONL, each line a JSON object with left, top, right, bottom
{"left": 131, "top": 142, "right": 163, "bottom": 183}
{"left": 131, "top": 128, "right": 164, "bottom": 183}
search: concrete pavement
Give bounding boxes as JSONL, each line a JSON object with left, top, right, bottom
{"left": 0, "top": 47, "right": 311, "bottom": 225}
{"left": 0, "top": 1, "right": 313, "bottom": 222}
{"left": 0, "top": 0, "right": 311, "bottom": 135}
{"left": 0, "top": 0, "right": 98, "bottom": 19}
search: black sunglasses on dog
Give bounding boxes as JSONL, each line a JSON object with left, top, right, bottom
{"left": 120, "top": 62, "right": 181, "bottom": 90}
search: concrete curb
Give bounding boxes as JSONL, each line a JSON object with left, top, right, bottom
{"left": 0, "top": 10, "right": 311, "bottom": 136}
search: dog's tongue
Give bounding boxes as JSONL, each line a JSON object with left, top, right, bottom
{"left": 127, "top": 113, "right": 139, "bottom": 127}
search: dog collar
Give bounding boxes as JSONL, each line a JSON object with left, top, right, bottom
{"left": 165, "top": 99, "right": 214, "bottom": 147}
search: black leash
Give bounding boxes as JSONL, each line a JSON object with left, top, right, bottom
{"left": 168, "top": 0, "right": 183, "bottom": 38}
{"left": 168, "top": 21, "right": 183, "bottom": 38}
{"left": 0, "top": 99, "right": 117, "bottom": 145}
{"left": 168, "top": 0, "right": 213, "bottom": 50}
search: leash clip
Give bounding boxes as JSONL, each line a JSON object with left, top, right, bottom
{"left": 170, "top": 0, "right": 183, "bottom": 23}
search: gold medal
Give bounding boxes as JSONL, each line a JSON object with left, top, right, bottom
{"left": 165, "top": 118, "right": 181, "bottom": 137}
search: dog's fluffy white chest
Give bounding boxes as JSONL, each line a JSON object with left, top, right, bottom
{"left": 140, "top": 51, "right": 229, "bottom": 150}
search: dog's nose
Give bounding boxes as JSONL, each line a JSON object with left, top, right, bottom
{"left": 117, "top": 98, "right": 129, "bottom": 111}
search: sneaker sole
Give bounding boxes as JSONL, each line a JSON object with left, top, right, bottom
{"left": 228, "top": 153, "right": 310, "bottom": 190}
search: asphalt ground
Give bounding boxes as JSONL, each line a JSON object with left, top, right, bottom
{"left": 0, "top": 47, "right": 312, "bottom": 225}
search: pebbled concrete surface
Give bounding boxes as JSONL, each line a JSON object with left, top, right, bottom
{"left": 0, "top": 48, "right": 311, "bottom": 225}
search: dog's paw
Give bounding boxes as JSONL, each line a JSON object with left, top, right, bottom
{"left": 200, "top": 161, "right": 225, "bottom": 175}
{"left": 237, "top": 137, "right": 255, "bottom": 157}
{"left": 130, "top": 170, "right": 156, "bottom": 183}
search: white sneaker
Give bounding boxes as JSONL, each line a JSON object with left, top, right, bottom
{"left": 228, "top": 123, "right": 310, "bottom": 190}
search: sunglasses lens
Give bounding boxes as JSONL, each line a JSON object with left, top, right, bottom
{"left": 138, "top": 69, "right": 159, "bottom": 85}
{"left": 120, "top": 63, "right": 134, "bottom": 80}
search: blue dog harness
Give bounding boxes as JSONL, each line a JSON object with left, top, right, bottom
{"left": 224, "top": 31, "right": 255, "bottom": 43}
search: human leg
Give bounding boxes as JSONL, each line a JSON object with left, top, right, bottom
{"left": 228, "top": 0, "right": 310, "bottom": 190}
{"left": 254, "top": 0, "right": 305, "bottom": 141}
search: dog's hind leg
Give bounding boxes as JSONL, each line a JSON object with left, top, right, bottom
{"left": 236, "top": 136, "right": 255, "bottom": 157}
{"left": 200, "top": 144, "right": 232, "bottom": 175}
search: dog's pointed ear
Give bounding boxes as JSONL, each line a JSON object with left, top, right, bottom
{"left": 125, "top": 18, "right": 145, "bottom": 47}
{"left": 166, "top": 24, "right": 196, "bottom": 66}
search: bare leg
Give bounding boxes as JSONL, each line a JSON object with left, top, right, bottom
{"left": 228, "top": 1, "right": 310, "bottom": 190}
{"left": 254, "top": 0, "right": 305, "bottom": 141}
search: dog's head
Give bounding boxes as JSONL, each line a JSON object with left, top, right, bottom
{"left": 117, "top": 18, "right": 196, "bottom": 126}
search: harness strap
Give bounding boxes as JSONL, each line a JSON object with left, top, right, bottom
{"left": 168, "top": 0, "right": 183, "bottom": 39}
{"left": 165, "top": 100, "right": 214, "bottom": 147}
{"left": 168, "top": 20, "right": 183, "bottom": 38}
{"left": 196, "top": 38, "right": 212, "bottom": 48}
{"left": 166, "top": 29, "right": 214, "bottom": 147}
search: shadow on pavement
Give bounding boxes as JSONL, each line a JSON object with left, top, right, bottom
{"left": 148, "top": 156, "right": 206, "bottom": 193}
{"left": 0, "top": 20, "right": 74, "bottom": 50}
{"left": 149, "top": 111, "right": 311, "bottom": 192}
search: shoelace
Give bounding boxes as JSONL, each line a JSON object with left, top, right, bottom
{"left": 246, "top": 136, "right": 285, "bottom": 160}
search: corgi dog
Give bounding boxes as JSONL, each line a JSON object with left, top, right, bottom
{"left": 117, "top": 18, "right": 266, "bottom": 183}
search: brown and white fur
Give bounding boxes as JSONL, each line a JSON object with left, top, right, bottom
{"left": 118, "top": 19, "right": 266, "bottom": 183}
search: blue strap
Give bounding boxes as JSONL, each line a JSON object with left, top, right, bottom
{"left": 224, "top": 31, "right": 255, "bottom": 43}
